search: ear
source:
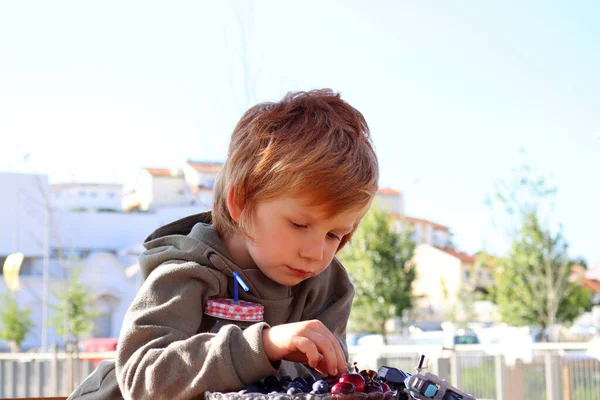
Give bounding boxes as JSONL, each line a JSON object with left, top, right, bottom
{"left": 226, "top": 184, "right": 245, "bottom": 222}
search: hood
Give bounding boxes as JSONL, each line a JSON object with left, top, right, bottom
{"left": 139, "top": 211, "right": 230, "bottom": 279}
{"left": 139, "top": 211, "right": 293, "bottom": 300}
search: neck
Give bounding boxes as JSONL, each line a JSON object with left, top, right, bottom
{"left": 221, "top": 230, "right": 255, "bottom": 269}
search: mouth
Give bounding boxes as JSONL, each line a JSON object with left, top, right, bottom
{"left": 287, "top": 266, "right": 311, "bottom": 278}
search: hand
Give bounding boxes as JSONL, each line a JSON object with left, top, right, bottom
{"left": 262, "top": 320, "right": 346, "bottom": 377}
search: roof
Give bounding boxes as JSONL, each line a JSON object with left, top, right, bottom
{"left": 186, "top": 160, "right": 223, "bottom": 173}
{"left": 391, "top": 213, "right": 450, "bottom": 231}
{"left": 582, "top": 278, "right": 600, "bottom": 295}
{"left": 437, "top": 247, "right": 477, "bottom": 264}
{"left": 143, "top": 168, "right": 182, "bottom": 177}
{"left": 50, "top": 183, "right": 123, "bottom": 190}
{"left": 377, "top": 188, "right": 401, "bottom": 195}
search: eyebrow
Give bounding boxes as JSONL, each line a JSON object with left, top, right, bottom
{"left": 335, "top": 225, "right": 354, "bottom": 234}
{"left": 290, "top": 211, "right": 354, "bottom": 234}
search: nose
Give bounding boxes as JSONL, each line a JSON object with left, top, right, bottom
{"left": 299, "top": 236, "right": 325, "bottom": 262}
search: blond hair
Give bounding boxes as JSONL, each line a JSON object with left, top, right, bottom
{"left": 213, "top": 89, "right": 378, "bottom": 250}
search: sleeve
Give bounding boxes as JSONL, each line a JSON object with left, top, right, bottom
{"left": 115, "top": 262, "right": 279, "bottom": 400}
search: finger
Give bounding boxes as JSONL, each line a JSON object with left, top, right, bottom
{"left": 333, "top": 336, "right": 348, "bottom": 375}
{"left": 291, "top": 336, "right": 323, "bottom": 369}
{"left": 303, "top": 329, "right": 339, "bottom": 376}
{"left": 309, "top": 322, "right": 347, "bottom": 375}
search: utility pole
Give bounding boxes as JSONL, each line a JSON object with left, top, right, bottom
{"left": 41, "top": 202, "right": 50, "bottom": 352}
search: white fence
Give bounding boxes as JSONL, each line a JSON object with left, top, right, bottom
{"left": 1, "top": 343, "right": 599, "bottom": 399}
{"left": 349, "top": 342, "right": 600, "bottom": 400}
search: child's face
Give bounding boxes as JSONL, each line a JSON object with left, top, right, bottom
{"left": 243, "top": 195, "right": 363, "bottom": 286}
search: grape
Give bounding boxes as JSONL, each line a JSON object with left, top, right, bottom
{"left": 263, "top": 375, "right": 280, "bottom": 387}
{"left": 312, "top": 379, "right": 330, "bottom": 394}
{"left": 303, "top": 373, "right": 316, "bottom": 386}
{"left": 286, "top": 386, "right": 304, "bottom": 395}
{"left": 242, "top": 382, "right": 267, "bottom": 394}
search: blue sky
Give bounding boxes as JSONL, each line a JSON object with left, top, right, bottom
{"left": 1, "top": 1, "right": 599, "bottom": 263}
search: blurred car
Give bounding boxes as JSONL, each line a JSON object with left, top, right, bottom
{"left": 357, "top": 331, "right": 480, "bottom": 348}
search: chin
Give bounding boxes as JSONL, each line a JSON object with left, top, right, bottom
{"left": 272, "top": 275, "right": 305, "bottom": 287}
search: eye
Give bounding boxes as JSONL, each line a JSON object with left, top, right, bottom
{"left": 290, "top": 221, "right": 307, "bottom": 229}
{"left": 327, "top": 232, "right": 342, "bottom": 241}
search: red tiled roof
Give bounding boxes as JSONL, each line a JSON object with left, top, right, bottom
{"left": 437, "top": 247, "right": 477, "bottom": 264}
{"left": 186, "top": 161, "right": 223, "bottom": 173}
{"left": 391, "top": 213, "right": 450, "bottom": 231}
{"left": 143, "top": 168, "right": 181, "bottom": 177}
{"left": 582, "top": 278, "right": 600, "bottom": 294}
{"left": 377, "top": 188, "right": 401, "bottom": 195}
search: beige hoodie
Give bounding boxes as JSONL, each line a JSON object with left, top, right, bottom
{"left": 69, "top": 211, "right": 354, "bottom": 400}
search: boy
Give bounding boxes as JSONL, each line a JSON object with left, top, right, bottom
{"left": 69, "top": 89, "right": 378, "bottom": 399}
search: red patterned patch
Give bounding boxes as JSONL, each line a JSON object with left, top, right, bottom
{"left": 205, "top": 298, "right": 264, "bottom": 322}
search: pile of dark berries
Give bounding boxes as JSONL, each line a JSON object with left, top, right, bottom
{"left": 240, "top": 364, "right": 394, "bottom": 398}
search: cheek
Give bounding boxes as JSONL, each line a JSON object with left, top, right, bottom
{"left": 252, "top": 224, "right": 295, "bottom": 259}
{"left": 317, "top": 245, "right": 339, "bottom": 270}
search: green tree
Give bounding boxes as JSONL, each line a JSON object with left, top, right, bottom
{"left": 339, "top": 205, "right": 417, "bottom": 343}
{"left": 486, "top": 159, "right": 593, "bottom": 341}
{"left": 492, "top": 211, "right": 592, "bottom": 340}
{"left": 49, "top": 268, "right": 99, "bottom": 344}
{"left": 0, "top": 293, "right": 35, "bottom": 352}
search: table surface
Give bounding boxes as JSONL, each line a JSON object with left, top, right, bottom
{"left": 3, "top": 398, "right": 67, "bottom": 400}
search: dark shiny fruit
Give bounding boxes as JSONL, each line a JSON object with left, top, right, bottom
{"left": 303, "top": 373, "right": 317, "bottom": 386}
{"left": 242, "top": 382, "right": 267, "bottom": 394}
{"left": 293, "top": 377, "right": 308, "bottom": 386}
{"left": 263, "top": 375, "right": 280, "bottom": 388}
{"left": 364, "top": 382, "right": 383, "bottom": 393}
{"left": 338, "top": 373, "right": 365, "bottom": 392}
{"left": 331, "top": 381, "right": 356, "bottom": 394}
{"left": 287, "top": 386, "right": 304, "bottom": 395}
{"left": 286, "top": 381, "right": 307, "bottom": 393}
{"left": 312, "top": 379, "right": 330, "bottom": 394}
{"left": 379, "top": 382, "right": 391, "bottom": 393}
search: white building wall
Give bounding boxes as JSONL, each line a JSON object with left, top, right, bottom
{"left": 183, "top": 164, "right": 220, "bottom": 188}
{"left": 0, "top": 173, "right": 48, "bottom": 257}
{"left": 431, "top": 228, "right": 451, "bottom": 248}
{"left": 150, "top": 176, "right": 189, "bottom": 209}
{"left": 50, "top": 211, "right": 161, "bottom": 251}
{"left": 136, "top": 172, "right": 154, "bottom": 211}
{"left": 0, "top": 253, "right": 138, "bottom": 349}
{"left": 50, "top": 185, "right": 122, "bottom": 211}
{"left": 0, "top": 172, "right": 216, "bottom": 350}
{"left": 182, "top": 164, "right": 200, "bottom": 188}
{"left": 374, "top": 192, "right": 404, "bottom": 215}
{"left": 81, "top": 252, "right": 138, "bottom": 338}
{"left": 412, "top": 244, "right": 462, "bottom": 320}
